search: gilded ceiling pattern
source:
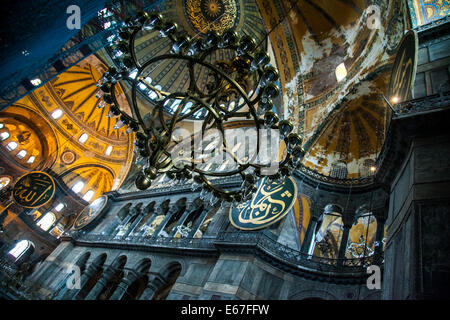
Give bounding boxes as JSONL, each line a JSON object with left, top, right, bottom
{"left": 104, "top": 0, "right": 409, "bottom": 182}
{"left": 408, "top": 0, "right": 450, "bottom": 26}
{"left": 256, "top": 0, "right": 409, "bottom": 180}
{"left": 183, "top": 0, "right": 239, "bottom": 34}
{"left": 1, "top": 55, "right": 134, "bottom": 202}
{"left": 128, "top": 0, "right": 267, "bottom": 117}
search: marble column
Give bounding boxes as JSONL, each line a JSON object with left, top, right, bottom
{"left": 109, "top": 271, "right": 139, "bottom": 300}
{"left": 337, "top": 224, "right": 352, "bottom": 267}
{"left": 123, "top": 212, "right": 145, "bottom": 237}
{"left": 186, "top": 207, "right": 210, "bottom": 238}
{"left": 151, "top": 210, "right": 176, "bottom": 239}
{"left": 139, "top": 277, "right": 166, "bottom": 300}
{"left": 85, "top": 267, "right": 118, "bottom": 300}
{"left": 373, "top": 217, "right": 386, "bottom": 266}
{"left": 300, "top": 216, "right": 319, "bottom": 255}
{"left": 68, "top": 263, "right": 102, "bottom": 300}
{"left": 168, "top": 205, "right": 196, "bottom": 237}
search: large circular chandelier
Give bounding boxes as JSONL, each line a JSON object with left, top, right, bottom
{"left": 96, "top": 11, "right": 305, "bottom": 205}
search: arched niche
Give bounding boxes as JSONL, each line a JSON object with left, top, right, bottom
{"left": 311, "top": 204, "right": 345, "bottom": 259}
{"left": 345, "top": 205, "right": 378, "bottom": 260}
{"left": 0, "top": 105, "right": 58, "bottom": 170}
{"left": 60, "top": 163, "right": 115, "bottom": 202}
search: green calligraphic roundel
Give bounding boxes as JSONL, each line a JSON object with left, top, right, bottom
{"left": 229, "top": 176, "right": 298, "bottom": 230}
{"left": 72, "top": 195, "right": 108, "bottom": 230}
{"left": 12, "top": 171, "right": 55, "bottom": 208}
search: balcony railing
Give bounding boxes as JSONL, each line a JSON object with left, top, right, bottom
{"left": 67, "top": 231, "right": 379, "bottom": 275}
{"left": 70, "top": 232, "right": 216, "bottom": 251}
{"left": 215, "top": 232, "right": 376, "bottom": 274}
{"left": 393, "top": 90, "right": 450, "bottom": 117}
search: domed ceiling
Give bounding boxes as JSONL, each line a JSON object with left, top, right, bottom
{"left": 103, "top": 0, "right": 410, "bottom": 185}
{"left": 255, "top": 0, "right": 410, "bottom": 181}
{"left": 113, "top": 0, "right": 268, "bottom": 119}
{"left": 0, "top": 55, "right": 134, "bottom": 201}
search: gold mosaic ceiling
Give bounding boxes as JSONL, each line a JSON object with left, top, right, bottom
{"left": 0, "top": 55, "right": 135, "bottom": 201}
{"left": 255, "top": 0, "right": 410, "bottom": 180}
{"left": 110, "top": 0, "right": 410, "bottom": 182}
{"left": 126, "top": 0, "right": 266, "bottom": 116}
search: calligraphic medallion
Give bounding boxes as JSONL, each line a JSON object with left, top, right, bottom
{"left": 183, "top": 0, "right": 239, "bottom": 35}
{"left": 388, "top": 30, "right": 418, "bottom": 103}
{"left": 72, "top": 195, "right": 108, "bottom": 230}
{"left": 12, "top": 171, "right": 55, "bottom": 208}
{"left": 230, "top": 176, "right": 298, "bottom": 230}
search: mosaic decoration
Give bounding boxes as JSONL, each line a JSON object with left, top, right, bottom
{"left": 230, "top": 177, "right": 297, "bottom": 230}
{"left": 409, "top": 0, "right": 450, "bottom": 26}
{"left": 183, "top": 0, "right": 239, "bottom": 34}
{"left": 72, "top": 195, "right": 108, "bottom": 230}
{"left": 292, "top": 194, "right": 311, "bottom": 246}
{"left": 12, "top": 171, "right": 55, "bottom": 208}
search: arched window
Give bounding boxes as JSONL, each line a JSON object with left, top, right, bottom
{"left": 6, "top": 141, "right": 18, "bottom": 151}
{"left": 359, "top": 159, "right": 376, "bottom": 178}
{"left": 345, "top": 206, "right": 377, "bottom": 261}
{"left": 27, "top": 156, "right": 36, "bottom": 164}
{"left": 78, "top": 133, "right": 89, "bottom": 144}
{"left": 0, "top": 176, "right": 11, "bottom": 190}
{"left": 16, "top": 150, "right": 27, "bottom": 159}
{"left": 0, "top": 131, "right": 9, "bottom": 141}
{"left": 37, "top": 212, "right": 56, "bottom": 231}
{"left": 105, "top": 145, "right": 113, "bottom": 156}
{"left": 330, "top": 161, "right": 348, "bottom": 179}
{"left": 8, "top": 240, "right": 34, "bottom": 260}
{"left": 54, "top": 203, "right": 65, "bottom": 212}
{"left": 83, "top": 190, "right": 95, "bottom": 202}
{"left": 311, "top": 204, "right": 344, "bottom": 260}
{"left": 72, "top": 180, "right": 85, "bottom": 193}
{"left": 51, "top": 109, "right": 63, "bottom": 119}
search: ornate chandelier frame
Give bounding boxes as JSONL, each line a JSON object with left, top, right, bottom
{"left": 97, "top": 11, "right": 306, "bottom": 205}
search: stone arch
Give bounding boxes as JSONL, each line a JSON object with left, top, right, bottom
{"left": 156, "top": 199, "right": 171, "bottom": 215}
{"left": 74, "top": 251, "right": 91, "bottom": 274}
{"left": 151, "top": 261, "right": 182, "bottom": 300}
{"left": 122, "top": 274, "right": 149, "bottom": 300}
{"left": 345, "top": 204, "right": 378, "bottom": 260}
{"left": 162, "top": 198, "right": 188, "bottom": 235}
{"left": 117, "top": 203, "right": 132, "bottom": 221}
{"left": 96, "top": 255, "right": 127, "bottom": 300}
{"left": 133, "top": 202, "right": 156, "bottom": 233}
{"left": 134, "top": 258, "right": 151, "bottom": 274}
{"left": 74, "top": 253, "right": 107, "bottom": 300}
{"left": 119, "top": 258, "right": 152, "bottom": 300}
{"left": 175, "top": 199, "right": 205, "bottom": 238}
{"left": 310, "top": 204, "right": 345, "bottom": 259}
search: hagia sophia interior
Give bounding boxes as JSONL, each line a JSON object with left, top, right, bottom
{"left": 0, "top": 0, "right": 449, "bottom": 301}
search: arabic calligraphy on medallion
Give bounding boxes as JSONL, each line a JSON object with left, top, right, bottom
{"left": 12, "top": 171, "right": 55, "bottom": 208}
{"left": 229, "top": 176, "right": 297, "bottom": 230}
{"left": 388, "top": 30, "right": 418, "bottom": 103}
{"left": 72, "top": 195, "right": 108, "bottom": 230}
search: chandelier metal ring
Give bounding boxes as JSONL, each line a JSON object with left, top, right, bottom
{"left": 97, "top": 11, "right": 306, "bottom": 205}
